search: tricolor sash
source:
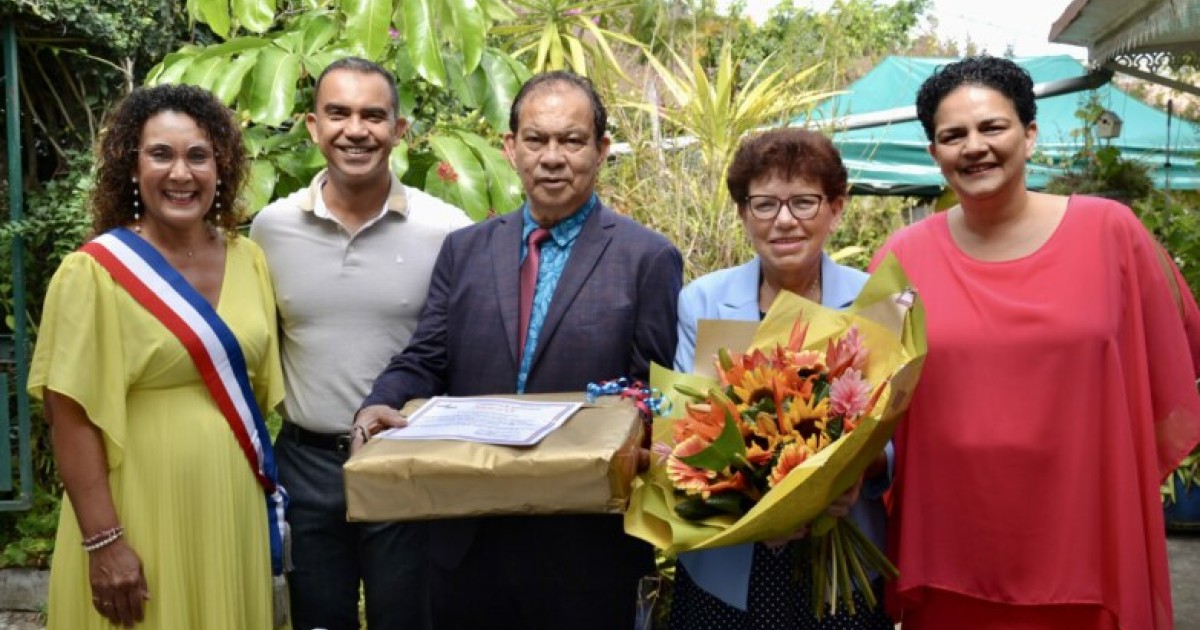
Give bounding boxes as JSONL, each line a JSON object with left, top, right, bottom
{"left": 81, "top": 227, "right": 288, "bottom": 576}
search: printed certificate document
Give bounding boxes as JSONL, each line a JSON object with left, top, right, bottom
{"left": 377, "top": 396, "right": 583, "bottom": 446}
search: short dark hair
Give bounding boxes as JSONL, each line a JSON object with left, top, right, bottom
{"left": 508, "top": 71, "right": 607, "bottom": 145}
{"left": 92, "top": 83, "right": 247, "bottom": 237}
{"left": 726, "top": 128, "right": 848, "bottom": 207}
{"left": 314, "top": 57, "right": 400, "bottom": 117}
{"left": 915, "top": 55, "right": 1036, "bottom": 142}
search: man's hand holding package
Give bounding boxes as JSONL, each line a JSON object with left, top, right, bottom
{"left": 350, "top": 405, "right": 409, "bottom": 454}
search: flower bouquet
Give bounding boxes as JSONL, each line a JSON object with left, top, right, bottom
{"left": 624, "top": 254, "right": 926, "bottom": 617}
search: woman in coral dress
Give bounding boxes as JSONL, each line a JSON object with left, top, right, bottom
{"left": 874, "top": 55, "right": 1200, "bottom": 629}
{"left": 28, "top": 84, "right": 285, "bottom": 629}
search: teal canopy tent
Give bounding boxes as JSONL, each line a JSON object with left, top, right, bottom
{"left": 802, "top": 56, "right": 1200, "bottom": 196}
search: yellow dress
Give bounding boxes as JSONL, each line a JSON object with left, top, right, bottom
{"left": 27, "top": 236, "right": 284, "bottom": 630}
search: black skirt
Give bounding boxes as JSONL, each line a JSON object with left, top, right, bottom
{"left": 668, "top": 542, "right": 894, "bottom": 630}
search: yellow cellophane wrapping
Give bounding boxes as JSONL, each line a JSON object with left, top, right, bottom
{"left": 344, "top": 393, "right": 644, "bottom": 521}
{"left": 624, "top": 254, "right": 928, "bottom": 555}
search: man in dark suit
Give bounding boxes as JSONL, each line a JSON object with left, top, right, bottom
{"left": 352, "top": 71, "right": 682, "bottom": 629}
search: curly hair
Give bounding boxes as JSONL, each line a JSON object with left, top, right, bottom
{"left": 915, "top": 55, "right": 1037, "bottom": 142}
{"left": 726, "top": 128, "right": 848, "bottom": 208}
{"left": 91, "top": 83, "right": 247, "bottom": 238}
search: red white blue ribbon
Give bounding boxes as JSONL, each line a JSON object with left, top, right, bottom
{"left": 81, "top": 227, "right": 288, "bottom": 575}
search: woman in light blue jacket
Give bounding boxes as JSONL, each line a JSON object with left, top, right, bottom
{"left": 670, "top": 128, "right": 893, "bottom": 629}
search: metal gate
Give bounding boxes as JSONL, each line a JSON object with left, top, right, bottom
{"left": 2, "top": 20, "right": 33, "bottom": 513}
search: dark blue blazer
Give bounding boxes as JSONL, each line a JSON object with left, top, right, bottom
{"left": 362, "top": 201, "right": 682, "bottom": 593}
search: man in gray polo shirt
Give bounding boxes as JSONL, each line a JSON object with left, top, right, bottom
{"left": 250, "top": 57, "right": 471, "bottom": 630}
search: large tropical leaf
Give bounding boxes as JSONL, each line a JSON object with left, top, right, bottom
{"left": 245, "top": 47, "right": 302, "bottom": 126}
{"left": 192, "top": 0, "right": 231, "bottom": 39}
{"left": 451, "top": 130, "right": 523, "bottom": 214}
{"left": 390, "top": 140, "right": 410, "bottom": 179}
{"left": 243, "top": 159, "right": 278, "bottom": 216}
{"left": 193, "top": 37, "right": 271, "bottom": 62}
{"left": 443, "top": 56, "right": 480, "bottom": 110}
{"left": 273, "top": 144, "right": 327, "bottom": 181}
{"left": 210, "top": 52, "right": 256, "bottom": 103}
{"left": 301, "top": 48, "right": 355, "bottom": 81}
{"left": 427, "top": 135, "right": 490, "bottom": 220}
{"left": 274, "top": 27, "right": 307, "bottom": 55}
{"left": 211, "top": 52, "right": 261, "bottom": 105}
{"left": 404, "top": 0, "right": 448, "bottom": 87}
{"left": 478, "top": 0, "right": 516, "bottom": 21}
{"left": 268, "top": 119, "right": 311, "bottom": 150}
{"left": 182, "top": 57, "right": 225, "bottom": 92}
{"left": 444, "top": 0, "right": 485, "bottom": 74}
{"left": 341, "top": 0, "right": 392, "bottom": 60}
{"left": 475, "top": 49, "right": 522, "bottom": 133}
{"left": 300, "top": 14, "right": 339, "bottom": 55}
{"left": 147, "top": 50, "right": 197, "bottom": 85}
{"left": 232, "top": 0, "right": 275, "bottom": 34}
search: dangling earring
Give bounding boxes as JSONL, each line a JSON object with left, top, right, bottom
{"left": 212, "top": 178, "right": 222, "bottom": 227}
{"left": 131, "top": 177, "right": 142, "bottom": 233}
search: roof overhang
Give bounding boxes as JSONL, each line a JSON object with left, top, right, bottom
{"left": 1049, "top": 0, "right": 1200, "bottom": 64}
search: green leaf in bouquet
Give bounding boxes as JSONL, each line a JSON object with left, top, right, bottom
{"left": 741, "top": 397, "right": 776, "bottom": 425}
{"left": 672, "top": 383, "right": 708, "bottom": 401}
{"left": 718, "top": 347, "right": 734, "bottom": 371}
{"left": 678, "top": 412, "right": 745, "bottom": 472}
{"left": 704, "top": 491, "right": 754, "bottom": 516}
{"left": 826, "top": 416, "right": 844, "bottom": 441}
{"left": 671, "top": 492, "right": 753, "bottom": 521}
{"left": 810, "top": 375, "right": 830, "bottom": 405}
{"left": 673, "top": 495, "right": 722, "bottom": 520}
{"left": 843, "top": 526, "right": 879, "bottom": 609}
{"left": 809, "top": 512, "right": 837, "bottom": 538}
{"left": 832, "top": 526, "right": 855, "bottom": 615}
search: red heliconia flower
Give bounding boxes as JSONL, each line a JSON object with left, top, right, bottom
{"left": 826, "top": 326, "right": 868, "bottom": 378}
{"left": 436, "top": 161, "right": 459, "bottom": 183}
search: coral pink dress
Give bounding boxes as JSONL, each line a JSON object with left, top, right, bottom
{"left": 873, "top": 196, "right": 1200, "bottom": 630}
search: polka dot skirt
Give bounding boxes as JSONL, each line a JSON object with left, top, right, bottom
{"left": 668, "top": 542, "right": 894, "bottom": 630}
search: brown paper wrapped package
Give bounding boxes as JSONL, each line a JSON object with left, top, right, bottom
{"left": 343, "top": 393, "right": 645, "bottom": 521}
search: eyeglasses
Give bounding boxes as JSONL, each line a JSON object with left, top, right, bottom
{"left": 745, "top": 194, "right": 826, "bottom": 221}
{"left": 137, "top": 145, "right": 216, "bottom": 171}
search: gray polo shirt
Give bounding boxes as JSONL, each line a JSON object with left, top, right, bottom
{"left": 250, "top": 170, "right": 472, "bottom": 433}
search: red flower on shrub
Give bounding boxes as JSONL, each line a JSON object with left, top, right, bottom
{"left": 436, "top": 161, "right": 458, "bottom": 183}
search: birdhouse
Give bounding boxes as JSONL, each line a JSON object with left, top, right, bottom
{"left": 1096, "top": 110, "right": 1123, "bottom": 139}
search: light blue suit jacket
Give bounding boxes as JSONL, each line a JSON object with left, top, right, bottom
{"left": 672, "top": 253, "right": 892, "bottom": 610}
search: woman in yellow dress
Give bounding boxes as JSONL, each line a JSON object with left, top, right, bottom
{"left": 28, "top": 83, "right": 285, "bottom": 629}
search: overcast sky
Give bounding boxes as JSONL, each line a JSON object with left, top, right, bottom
{"left": 737, "top": 0, "right": 1088, "bottom": 59}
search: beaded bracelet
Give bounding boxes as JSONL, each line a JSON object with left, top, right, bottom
{"left": 82, "top": 526, "right": 124, "bottom": 552}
